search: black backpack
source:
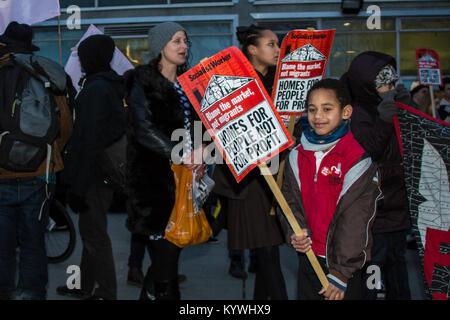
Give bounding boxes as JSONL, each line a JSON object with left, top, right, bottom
{"left": 0, "top": 54, "right": 67, "bottom": 172}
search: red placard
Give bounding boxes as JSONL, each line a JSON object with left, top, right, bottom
{"left": 178, "top": 46, "right": 293, "bottom": 182}
{"left": 272, "top": 29, "right": 335, "bottom": 115}
{"left": 416, "top": 48, "right": 443, "bottom": 86}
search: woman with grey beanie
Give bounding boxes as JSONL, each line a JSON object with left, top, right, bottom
{"left": 124, "top": 22, "right": 205, "bottom": 300}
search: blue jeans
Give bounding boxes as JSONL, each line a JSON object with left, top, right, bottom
{"left": 0, "top": 177, "right": 52, "bottom": 300}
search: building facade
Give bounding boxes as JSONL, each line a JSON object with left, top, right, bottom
{"left": 34, "top": 0, "right": 450, "bottom": 85}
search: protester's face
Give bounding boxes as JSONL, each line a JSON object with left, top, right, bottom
{"left": 249, "top": 30, "right": 280, "bottom": 68}
{"left": 377, "top": 83, "right": 395, "bottom": 93}
{"left": 413, "top": 87, "right": 429, "bottom": 104}
{"left": 307, "top": 88, "right": 352, "bottom": 136}
{"left": 161, "top": 30, "right": 189, "bottom": 67}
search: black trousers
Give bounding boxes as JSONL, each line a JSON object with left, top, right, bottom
{"left": 297, "top": 253, "right": 362, "bottom": 300}
{"left": 147, "top": 238, "right": 181, "bottom": 283}
{"left": 79, "top": 186, "right": 116, "bottom": 300}
{"left": 142, "top": 238, "right": 182, "bottom": 300}
{"left": 253, "top": 245, "right": 288, "bottom": 300}
{"left": 361, "top": 230, "right": 411, "bottom": 300}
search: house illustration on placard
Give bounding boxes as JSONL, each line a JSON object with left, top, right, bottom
{"left": 200, "top": 75, "right": 254, "bottom": 112}
{"left": 282, "top": 43, "right": 326, "bottom": 62}
{"left": 418, "top": 53, "right": 436, "bottom": 63}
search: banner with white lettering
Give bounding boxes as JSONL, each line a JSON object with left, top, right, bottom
{"left": 178, "top": 46, "right": 293, "bottom": 182}
{"left": 272, "top": 29, "right": 335, "bottom": 115}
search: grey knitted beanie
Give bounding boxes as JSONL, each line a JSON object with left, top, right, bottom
{"left": 142, "top": 22, "right": 186, "bottom": 64}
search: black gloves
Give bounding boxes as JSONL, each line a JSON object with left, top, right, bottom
{"left": 66, "top": 191, "right": 89, "bottom": 214}
{"left": 393, "top": 84, "right": 411, "bottom": 105}
{"left": 378, "top": 88, "right": 396, "bottom": 102}
{"left": 377, "top": 88, "right": 399, "bottom": 123}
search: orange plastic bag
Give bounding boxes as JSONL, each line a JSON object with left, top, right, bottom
{"left": 165, "top": 164, "right": 212, "bottom": 248}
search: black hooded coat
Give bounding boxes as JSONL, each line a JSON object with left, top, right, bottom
{"left": 341, "top": 51, "right": 410, "bottom": 234}
{"left": 64, "top": 36, "right": 126, "bottom": 197}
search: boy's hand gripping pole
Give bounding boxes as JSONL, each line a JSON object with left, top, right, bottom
{"left": 259, "top": 162, "right": 329, "bottom": 290}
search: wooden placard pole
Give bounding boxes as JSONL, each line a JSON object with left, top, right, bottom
{"left": 269, "top": 115, "right": 297, "bottom": 215}
{"left": 429, "top": 86, "right": 436, "bottom": 118}
{"left": 259, "top": 162, "right": 329, "bottom": 290}
{"left": 57, "top": 16, "right": 63, "bottom": 66}
{"left": 269, "top": 26, "right": 321, "bottom": 215}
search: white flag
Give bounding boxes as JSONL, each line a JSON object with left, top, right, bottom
{"left": 64, "top": 24, "right": 135, "bottom": 91}
{"left": 0, "top": 0, "right": 60, "bottom": 33}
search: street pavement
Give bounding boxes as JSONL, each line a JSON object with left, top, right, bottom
{"left": 47, "top": 209, "right": 426, "bottom": 300}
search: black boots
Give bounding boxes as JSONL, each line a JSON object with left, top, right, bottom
{"left": 139, "top": 271, "right": 180, "bottom": 300}
{"left": 154, "top": 280, "right": 180, "bottom": 300}
{"left": 139, "top": 270, "right": 156, "bottom": 300}
{"left": 228, "top": 250, "right": 248, "bottom": 279}
{"left": 127, "top": 267, "right": 145, "bottom": 288}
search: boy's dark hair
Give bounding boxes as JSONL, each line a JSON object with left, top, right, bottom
{"left": 306, "top": 78, "right": 352, "bottom": 109}
{"left": 440, "top": 77, "right": 450, "bottom": 91}
{"left": 236, "top": 24, "right": 269, "bottom": 59}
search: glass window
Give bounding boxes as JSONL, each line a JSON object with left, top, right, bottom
{"left": 321, "top": 19, "right": 396, "bottom": 78}
{"left": 113, "top": 38, "right": 148, "bottom": 66}
{"left": 113, "top": 21, "right": 233, "bottom": 67}
{"left": 98, "top": 0, "right": 164, "bottom": 6}
{"left": 400, "top": 31, "right": 450, "bottom": 76}
{"left": 189, "top": 35, "right": 232, "bottom": 65}
{"left": 33, "top": 39, "right": 81, "bottom": 65}
{"left": 181, "top": 22, "right": 232, "bottom": 35}
{"left": 402, "top": 17, "right": 450, "bottom": 30}
{"left": 327, "top": 33, "right": 396, "bottom": 78}
{"left": 172, "top": 0, "right": 232, "bottom": 3}
{"left": 323, "top": 18, "right": 395, "bottom": 32}
{"left": 258, "top": 20, "right": 317, "bottom": 42}
{"left": 33, "top": 27, "right": 87, "bottom": 41}
{"left": 60, "top": 0, "right": 95, "bottom": 8}
{"left": 33, "top": 27, "right": 88, "bottom": 65}
{"left": 97, "top": 0, "right": 231, "bottom": 5}
{"left": 179, "top": 21, "right": 233, "bottom": 65}
{"left": 114, "top": 35, "right": 232, "bottom": 67}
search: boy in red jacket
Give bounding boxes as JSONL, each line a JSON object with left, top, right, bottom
{"left": 278, "top": 79, "right": 381, "bottom": 300}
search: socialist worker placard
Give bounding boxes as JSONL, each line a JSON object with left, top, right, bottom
{"left": 178, "top": 46, "right": 293, "bottom": 182}
{"left": 272, "top": 29, "right": 335, "bottom": 115}
{"left": 416, "top": 48, "right": 443, "bottom": 87}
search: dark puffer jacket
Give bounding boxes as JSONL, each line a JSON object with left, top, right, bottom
{"left": 124, "top": 63, "right": 198, "bottom": 236}
{"left": 341, "top": 51, "right": 411, "bottom": 233}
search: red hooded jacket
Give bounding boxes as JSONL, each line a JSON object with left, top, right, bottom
{"left": 296, "top": 131, "right": 365, "bottom": 255}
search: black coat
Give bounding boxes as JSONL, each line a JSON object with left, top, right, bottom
{"left": 124, "top": 64, "right": 198, "bottom": 235}
{"left": 341, "top": 51, "right": 411, "bottom": 233}
{"left": 64, "top": 71, "right": 125, "bottom": 196}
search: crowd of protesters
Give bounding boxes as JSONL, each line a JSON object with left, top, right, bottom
{"left": 0, "top": 20, "right": 448, "bottom": 301}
